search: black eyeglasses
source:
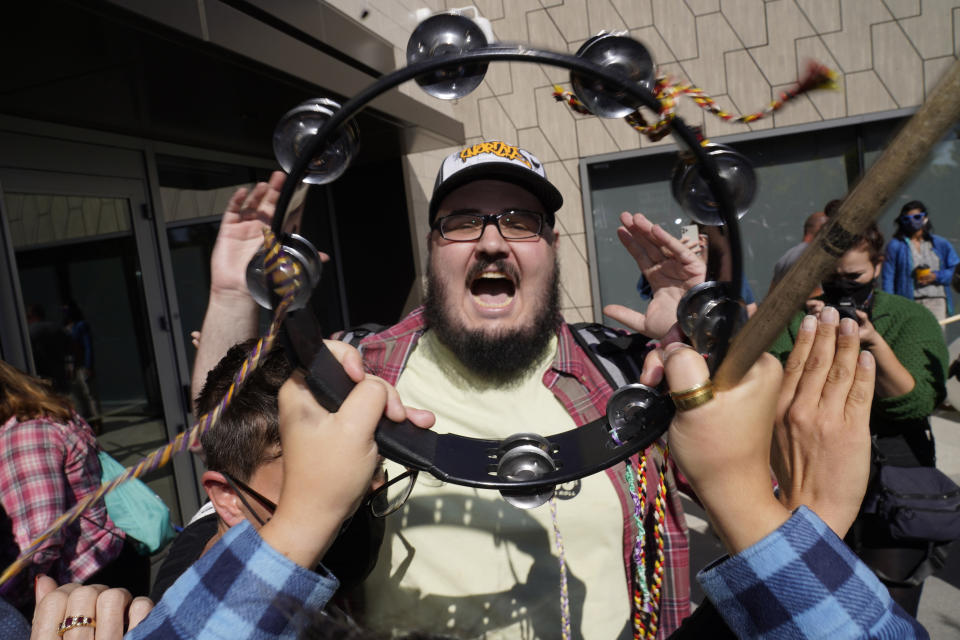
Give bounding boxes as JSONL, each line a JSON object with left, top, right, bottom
{"left": 224, "top": 467, "right": 417, "bottom": 522}
{"left": 365, "top": 467, "right": 418, "bottom": 518}
{"left": 902, "top": 212, "right": 926, "bottom": 221}
{"left": 433, "top": 210, "right": 544, "bottom": 241}
{"left": 223, "top": 473, "right": 277, "bottom": 527}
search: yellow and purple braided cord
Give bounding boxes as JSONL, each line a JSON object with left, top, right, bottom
{"left": 0, "top": 228, "right": 304, "bottom": 590}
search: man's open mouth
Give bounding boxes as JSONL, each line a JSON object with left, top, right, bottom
{"left": 469, "top": 271, "right": 517, "bottom": 308}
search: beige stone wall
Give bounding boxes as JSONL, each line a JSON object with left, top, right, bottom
{"left": 328, "top": 0, "right": 960, "bottom": 322}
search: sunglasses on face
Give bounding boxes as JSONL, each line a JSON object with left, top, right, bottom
{"left": 901, "top": 212, "right": 926, "bottom": 222}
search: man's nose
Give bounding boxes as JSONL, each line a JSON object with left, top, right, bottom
{"left": 475, "top": 219, "right": 509, "bottom": 255}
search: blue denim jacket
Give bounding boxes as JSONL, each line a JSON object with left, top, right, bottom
{"left": 881, "top": 234, "right": 959, "bottom": 315}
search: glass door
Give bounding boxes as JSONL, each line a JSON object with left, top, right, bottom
{"left": 0, "top": 167, "right": 199, "bottom": 525}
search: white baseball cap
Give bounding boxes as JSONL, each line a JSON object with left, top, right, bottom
{"left": 429, "top": 141, "right": 563, "bottom": 225}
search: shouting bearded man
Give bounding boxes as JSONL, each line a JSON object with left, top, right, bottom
{"left": 351, "top": 143, "right": 693, "bottom": 639}
{"left": 190, "top": 141, "right": 705, "bottom": 639}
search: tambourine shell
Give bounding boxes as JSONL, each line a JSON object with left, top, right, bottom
{"left": 273, "top": 98, "right": 359, "bottom": 185}
{"left": 671, "top": 143, "right": 756, "bottom": 225}
{"left": 406, "top": 13, "right": 488, "bottom": 99}
{"left": 570, "top": 33, "right": 655, "bottom": 118}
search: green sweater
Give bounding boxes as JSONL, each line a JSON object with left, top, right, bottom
{"left": 769, "top": 291, "right": 948, "bottom": 460}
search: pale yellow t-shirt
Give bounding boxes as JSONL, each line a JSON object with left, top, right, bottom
{"left": 362, "top": 331, "right": 631, "bottom": 639}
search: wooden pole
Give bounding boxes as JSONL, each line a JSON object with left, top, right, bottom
{"left": 714, "top": 60, "right": 960, "bottom": 389}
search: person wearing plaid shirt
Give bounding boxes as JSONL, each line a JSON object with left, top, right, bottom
{"left": 33, "top": 306, "right": 927, "bottom": 638}
{"left": 118, "top": 323, "right": 921, "bottom": 640}
{"left": 145, "top": 149, "right": 924, "bottom": 639}
{"left": 353, "top": 307, "right": 689, "bottom": 638}
{"left": 346, "top": 143, "right": 700, "bottom": 639}
{"left": 178, "top": 145, "right": 697, "bottom": 638}
{"left": 0, "top": 383, "right": 125, "bottom": 615}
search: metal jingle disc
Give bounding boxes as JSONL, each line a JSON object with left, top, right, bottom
{"left": 606, "top": 383, "right": 661, "bottom": 442}
{"left": 245, "top": 233, "right": 323, "bottom": 311}
{"left": 570, "top": 32, "right": 655, "bottom": 118}
{"left": 406, "top": 12, "right": 488, "bottom": 99}
{"left": 677, "top": 281, "right": 726, "bottom": 338}
{"left": 497, "top": 433, "right": 556, "bottom": 509}
{"left": 273, "top": 98, "right": 360, "bottom": 185}
{"left": 671, "top": 143, "right": 756, "bottom": 225}
{"left": 676, "top": 281, "right": 746, "bottom": 368}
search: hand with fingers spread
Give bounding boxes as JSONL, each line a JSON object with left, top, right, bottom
{"left": 31, "top": 575, "right": 153, "bottom": 640}
{"left": 188, "top": 172, "right": 286, "bottom": 409}
{"left": 603, "top": 212, "right": 706, "bottom": 339}
{"left": 190, "top": 172, "right": 330, "bottom": 412}
{"left": 210, "top": 171, "right": 286, "bottom": 299}
{"left": 773, "top": 308, "right": 876, "bottom": 538}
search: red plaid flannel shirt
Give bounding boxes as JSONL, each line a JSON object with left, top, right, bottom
{"left": 0, "top": 414, "right": 124, "bottom": 607}
{"left": 355, "top": 307, "right": 691, "bottom": 638}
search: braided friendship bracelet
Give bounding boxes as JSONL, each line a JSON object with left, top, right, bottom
{"left": 0, "top": 228, "right": 304, "bottom": 590}
{"left": 611, "top": 428, "right": 668, "bottom": 640}
{"left": 646, "top": 452, "right": 669, "bottom": 640}
{"left": 553, "top": 61, "right": 837, "bottom": 142}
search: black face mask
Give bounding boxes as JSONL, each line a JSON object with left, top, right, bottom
{"left": 822, "top": 277, "right": 876, "bottom": 318}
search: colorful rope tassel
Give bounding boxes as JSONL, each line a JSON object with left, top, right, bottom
{"left": 554, "top": 60, "right": 838, "bottom": 142}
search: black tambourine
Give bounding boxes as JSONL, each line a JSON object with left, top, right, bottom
{"left": 251, "top": 15, "right": 750, "bottom": 507}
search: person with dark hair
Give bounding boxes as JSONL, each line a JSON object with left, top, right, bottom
{"left": 770, "top": 221, "right": 949, "bottom": 616}
{"left": 150, "top": 339, "right": 432, "bottom": 603}
{"left": 881, "top": 200, "right": 959, "bottom": 320}
{"left": 0, "top": 360, "right": 147, "bottom": 617}
{"left": 148, "top": 340, "right": 293, "bottom": 601}
{"left": 191, "top": 147, "right": 705, "bottom": 638}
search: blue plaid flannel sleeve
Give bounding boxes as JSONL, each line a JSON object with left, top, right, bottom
{"left": 128, "top": 520, "right": 338, "bottom": 640}
{"left": 697, "top": 506, "right": 928, "bottom": 639}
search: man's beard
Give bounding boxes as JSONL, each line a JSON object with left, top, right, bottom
{"left": 424, "top": 257, "right": 561, "bottom": 384}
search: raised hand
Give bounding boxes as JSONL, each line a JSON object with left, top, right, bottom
{"left": 210, "top": 171, "right": 285, "bottom": 298}
{"left": 773, "top": 308, "right": 875, "bottom": 537}
{"left": 604, "top": 212, "right": 706, "bottom": 339}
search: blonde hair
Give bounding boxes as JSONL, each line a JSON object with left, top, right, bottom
{"left": 0, "top": 360, "right": 73, "bottom": 422}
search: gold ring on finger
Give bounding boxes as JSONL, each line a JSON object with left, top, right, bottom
{"left": 670, "top": 379, "right": 715, "bottom": 412}
{"left": 58, "top": 615, "right": 96, "bottom": 636}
